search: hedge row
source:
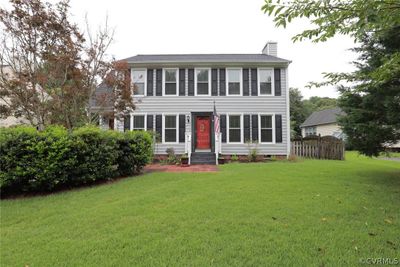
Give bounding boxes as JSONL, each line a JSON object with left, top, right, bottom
{"left": 0, "top": 125, "right": 153, "bottom": 196}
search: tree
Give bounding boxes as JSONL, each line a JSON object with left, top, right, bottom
{"left": 262, "top": 0, "right": 400, "bottom": 156}
{"left": 0, "top": 0, "right": 134, "bottom": 130}
{"left": 338, "top": 26, "right": 400, "bottom": 156}
{"left": 303, "top": 96, "right": 337, "bottom": 116}
{"left": 289, "top": 88, "right": 307, "bottom": 138}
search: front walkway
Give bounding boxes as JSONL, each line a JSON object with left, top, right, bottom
{"left": 144, "top": 164, "right": 218, "bottom": 173}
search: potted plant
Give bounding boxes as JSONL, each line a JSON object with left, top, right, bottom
{"left": 181, "top": 154, "right": 189, "bottom": 166}
{"left": 218, "top": 154, "right": 225, "bottom": 165}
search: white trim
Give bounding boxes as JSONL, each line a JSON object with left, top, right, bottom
{"left": 194, "top": 68, "right": 211, "bottom": 96}
{"left": 131, "top": 68, "right": 147, "bottom": 97}
{"left": 162, "top": 68, "right": 179, "bottom": 96}
{"left": 257, "top": 68, "right": 274, "bottom": 96}
{"left": 258, "top": 113, "right": 276, "bottom": 144}
{"left": 285, "top": 67, "right": 290, "bottom": 157}
{"left": 227, "top": 113, "right": 244, "bottom": 144}
{"left": 130, "top": 113, "right": 147, "bottom": 131}
{"left": 226, "top": 68, "right": 243, "bottom": 96}
{"left": 162, "top": 113, "right": 179, "bottom": 144}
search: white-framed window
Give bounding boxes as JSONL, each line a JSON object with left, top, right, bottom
{"left": 163, "top": 114, "right": 179, "bottom": 143}
{"left": 305, "top": 126, "right": 316, "bottom": 136}
{"left": 163, "top": 68, "right": 178, "bottom": 96}
{"left": 195, "top": 68, "right": 210, "bottom": 96}
{"left": 226, "top": 68, "right": 242, "bottom": 96}
{"left": 131, "top": 115, "right": 146, "bottom": 130}
{"left": 227, "top": 114, "right": 243, "bottom": 143}
{"left": 131, "top": 69, "right": 146, "bottom": 96}
{"left": 259, "top": 114, "right": 275, "bottom": 143}
{"left": 258, "top": 68, "right": 274, "bottom": 95}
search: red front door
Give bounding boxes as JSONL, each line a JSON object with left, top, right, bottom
{"left": 196, "top": 116, "right": 211, "bottom": 149}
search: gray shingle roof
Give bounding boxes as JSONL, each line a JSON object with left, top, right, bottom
{"left": 122, "top": 54, "right": 290, "bottom": 63}
{"left": 300, "top": 108, "right": 344, "bottom": 127}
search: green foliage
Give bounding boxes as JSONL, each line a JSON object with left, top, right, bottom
{"left": 161, "top": 147, "right": 178, "bottom": 165}
{"left": 1, "top": 152, "right": 399, "bottom": 266}
{"left": 338, "top": 26, "right": 400, "bottom": 156}
{"left": 0, "top": 126, "right": 153, "bottom": 195}
{"left": 290, "top": 88, "right": 337, "bottom": 138}
{"left": 247, "top": 148, "right": 258, "bottom": 162}
{"left": 263, "top": 0, "right": 400, "bottom": 156}
{"left": 231, "top": 154, "right": 239, "bottom": 162}
{"left": 289, "top": 88, "right": 307, "bottom": 138}
{"left": 262, "top": 0, "right": 400, "bottom": 43}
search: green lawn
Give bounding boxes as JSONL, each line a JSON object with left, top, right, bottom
{"left": 1, "top": 152, "right": 399, "bottom": 266}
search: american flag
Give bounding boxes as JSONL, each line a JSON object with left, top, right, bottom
{"left": 213, "top": 101, "right": 220, "bottom": 134}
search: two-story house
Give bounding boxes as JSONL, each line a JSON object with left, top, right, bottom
{"left": 96, "top": 42, "right": 291, "bottom": 164}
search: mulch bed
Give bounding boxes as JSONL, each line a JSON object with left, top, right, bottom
{"left": 144, "top": 164, "right": 219, "bottom": 173}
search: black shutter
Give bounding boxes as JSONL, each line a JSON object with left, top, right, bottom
{"left": 251, "top": 114, "right": 258, "bottom": 142}
{"left": 275, "top": 114, "right": 282, "bottom": 143}
{"left": 243, "top": 69, "right": 249, "bottom": 96}
{"left": 219, "top": 68, "right": 226, "bottom": 96}
{"left": 211, "top": 69, "right": 218, "bottom": 96}
{"left": 179, "top": 69, "right": 185, "bottom": 96}
{"left": 156, "top": 69, "right": 162, "bottom": 96}
{"left": 147, "top": 115, "right": 154, "bottom": 131}
{"left": 179, "top": 114, "right": 185, "bottom": 142}
{"left": 124, "top": 115, "right": 130, "bottom": 131}
{"left": 220, "top": 114, "right": 227, "bottom": 143}
{"left": 244, "top": 114, "right": 250, "bottom": 142}
{"left": 188, "top": 69, "right": 194, "bottom": 96}
{"left": 147, "top": 69, "right": 154, "bottom": 96}
{"left": 155, "top": 114, "right": 162, "bottom": 142}
{"left": 251, "top": 68, "right": 258, "bottom": 96}
{"left": 274, "top": 68, "right": 281, "bottom": 96}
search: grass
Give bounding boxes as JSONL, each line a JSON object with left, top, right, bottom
{"left": 1, "top": 152, "right": 399, "bottom": 266}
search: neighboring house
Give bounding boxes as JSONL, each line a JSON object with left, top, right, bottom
{"left": 0, "top": 65, "right": 31, "bottom": 127}
{"left": 92, "top": 41, "right": 291, "bottom": 164}
{"left": 300, "top": 107, "right": 344, "bottom": 138}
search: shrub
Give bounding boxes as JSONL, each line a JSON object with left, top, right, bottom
{"left": 231, "top": 154, "right": 239, "bottom": 162}
{"left": 162, "top": 147, "right": 178, "bottom": 165}
{"left": 0, "top": 125, "right": 153, "bottom": 196}
{"left": 248, "top": 148, "right": 258, "bottom": 162}
{"left": 117, "top": 130, "right": 153, "bottom": 176}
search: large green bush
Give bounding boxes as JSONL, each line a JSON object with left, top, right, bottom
{"left": 0, "top": 126, "right": 153, "bottom": 196}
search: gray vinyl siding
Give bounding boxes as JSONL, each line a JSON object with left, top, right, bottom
{"left": 131, "top": 67, "right": 289, "bottom": 155}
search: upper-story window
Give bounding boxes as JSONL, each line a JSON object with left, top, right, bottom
{"left": 258, "top": 69, "right": 274, "bottom": 95}
{"left": 195, "top": 68, "right": 210, "bottom": 95}
{"left": 131, "top": 69, "right": 146, "bottom": 96}
{"left": 163, "top": 68, "right": 178, "bottom": 96}
{"left": 227, "top": 69, "right": 241, "bottom": 96}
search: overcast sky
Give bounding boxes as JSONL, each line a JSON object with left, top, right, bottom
{"left": 3, "top": 0, "right": 358, "bottom": 99}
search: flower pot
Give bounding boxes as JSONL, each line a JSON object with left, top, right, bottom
{"left": 181, "top": 157, "right": 189, "bottom": 166}
{"left": 218, "top": 158, "right": 225, "bottom": 165}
